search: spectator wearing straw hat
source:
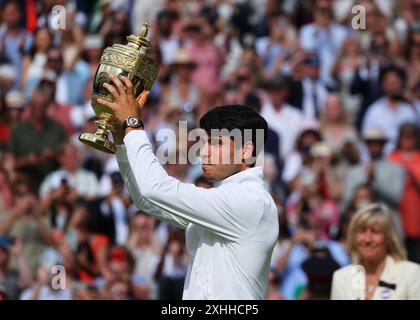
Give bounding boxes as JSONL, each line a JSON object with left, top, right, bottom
{"left": 342, "top": 128, "right": 405, "bottom": 233}
{"left": 163, "top": 48, "right": 200, "bottom": 128}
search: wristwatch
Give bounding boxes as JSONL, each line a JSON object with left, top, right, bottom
{"left": 122, "top": 116, "right": 144, "bottom": 131}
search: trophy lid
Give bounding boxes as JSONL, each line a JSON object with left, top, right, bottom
{"left": 127, "top": 23, "right": 151, "bottom": 51}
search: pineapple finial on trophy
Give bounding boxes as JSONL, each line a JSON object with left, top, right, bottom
{"left": 127, "top": 23, "right": 151, "bottom": 51}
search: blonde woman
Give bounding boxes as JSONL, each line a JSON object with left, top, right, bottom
{"left": 331, "top": 204, "right": 420, "bottom": 300}
{"left": 319, "top": 94, "right": 358, "bottom": 155}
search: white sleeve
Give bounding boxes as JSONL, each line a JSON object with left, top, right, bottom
{"left": 361, "top": 105, "right": 381, "bottom": 135}
{"left": 121, "top": 130, "right": 263, "bottom": 240}
{"left": 282, "top": 152, "right": 302, "bottom": 183}
{"left": 299, "top": 25, "right": 316, "bottom": 51}
{"left": 330, "top": 271, "right": 345, "bottom": 300}
{"left": 407, "top": 264, "right": 420, "bottom": 300}
{"left": 116, "top": 144, "right": 190, "bottom": 230}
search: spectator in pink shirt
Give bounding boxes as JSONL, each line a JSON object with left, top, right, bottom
{"left": 185, "top": 17, "right": 223, "bottom": 101}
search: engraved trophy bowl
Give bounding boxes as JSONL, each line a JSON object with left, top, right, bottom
{"left": 79, "top": 23, "right": 158, "bottom": 154}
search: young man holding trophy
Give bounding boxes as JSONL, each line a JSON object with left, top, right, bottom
{"left": 81, "top": 23, "right": 278, "bottom": 300}
{"left": 97, "top": 74, "right": 278, "bottom": 300}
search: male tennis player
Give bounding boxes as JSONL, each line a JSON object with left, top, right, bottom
{"left": 98, "top": 75, "right": 279, "bottom": 299}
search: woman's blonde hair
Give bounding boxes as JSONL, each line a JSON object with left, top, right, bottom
{"left": 347, "top": 203, "right": 407, "bottom": 264}
{"left": 319, "top": 93, "right": 348, "bottom": 127}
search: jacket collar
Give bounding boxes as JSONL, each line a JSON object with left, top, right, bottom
{"left": 369, "top": 256, "right": 398, "bottom": 299}
{"left": 220, "top": 166, "right": 264, "bottom": 186}
{"left": 379, "top": 255, "right": 398, "bottom": 283}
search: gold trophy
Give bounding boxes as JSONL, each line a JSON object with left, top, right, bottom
{"left": 79, "top": 23, "right": 158, "bottom": 154}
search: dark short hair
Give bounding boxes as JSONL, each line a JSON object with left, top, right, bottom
{"left": 379, "top": 65, "right": 406, "bottom": 85}
{"left": 396, "top": 122, "right": 420, "bottom": 150}
{"left": 199, "top": 105, "right": 268, "bottom": 161}
{"left": 110, "top": 171, "right": 124, "bottom": 185}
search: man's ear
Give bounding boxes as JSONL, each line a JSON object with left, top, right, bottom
{"left": 242, "top": 141, "right": 255, "bottom": 164}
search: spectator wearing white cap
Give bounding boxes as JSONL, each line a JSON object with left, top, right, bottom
{"left": 0, "top": 90, "right": 25, "bottom": 147}
{"left": 0, "top": 64, "right": 17, "bottom": 93}
{"left": 342, "top": 128, "right": 406, "bottom": 235}
{"left": 82, "top": 34, "right": 104, "bottom": 77}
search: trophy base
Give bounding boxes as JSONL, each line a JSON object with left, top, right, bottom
{"left": 79, "top": 133, "right": 117, "bottom": 154}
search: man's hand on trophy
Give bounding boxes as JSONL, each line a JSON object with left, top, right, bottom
{"left": 98, "top": 74, "right": 150, "bottom": 123}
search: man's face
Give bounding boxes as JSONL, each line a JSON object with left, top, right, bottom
{"left": 382, "top": 72, "right": 403, "bottom": 98}
{"left": 158, "top": 17, "right": 172, "bottom": 37}
{"left": 59, "top": 145, "right": 80, "bottom": 171}
{"left": 324, "top": 95, "right": 342, "bottom": 122}
{"left": 0, "top": 248, "right": 8, "bottom": 268}
{"left": 3, "top": 3, "right": 20, "bottom": 28}
{"left": 366, "top": 140, "right": 385, "bottom": 159}
{"left": 314, "top": 0, "right": 333, "bottom": 25}
{"left": 268, "top": 87, "right": 288, "bottom": 108}
{"left": 30, "top": 92, "right": 49, "bottom": 120}
{"left": 353, "top": 187, "right": 373, "bottom": 209}
{"left": 47, "top": 50, "right": 64, "bottom": 74}
{"left": 200, "top": 135, "right": 244, "bottom": 182}
{"left": 400, "top": 130, "right": 417, "bottom": 151}
{"left": 305, "top": 64, "right": 320, "bottom": 80}
{"left": 132, "top": 214, "right": 153, "bottom": 240}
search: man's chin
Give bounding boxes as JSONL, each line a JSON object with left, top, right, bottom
{"left": 202, "top": 172, "right": 215, "bottom": 182}
{"left": 202, "top": 166, "right": 216, "bottom": 182}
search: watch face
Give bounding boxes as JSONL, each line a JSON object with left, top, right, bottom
{"left": 128, "top": 117, "right": 139, "bottom": 126}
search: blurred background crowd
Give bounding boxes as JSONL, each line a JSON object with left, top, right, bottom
{"left": 0, "top": 0, "right": 419, "bottom": 300}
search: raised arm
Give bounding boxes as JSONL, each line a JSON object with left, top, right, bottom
{"left": 122, "top": 130, "right": 262, "bottom": 240}
{"left": 116, "top": 144, "right": 190, "bottom": 230}
{"left": 99, "top": 75, "right": 262, "bottom": 240}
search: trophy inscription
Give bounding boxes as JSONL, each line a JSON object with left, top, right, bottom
{"left": 79, "top": 23, "right": 158, "bottom": 154}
